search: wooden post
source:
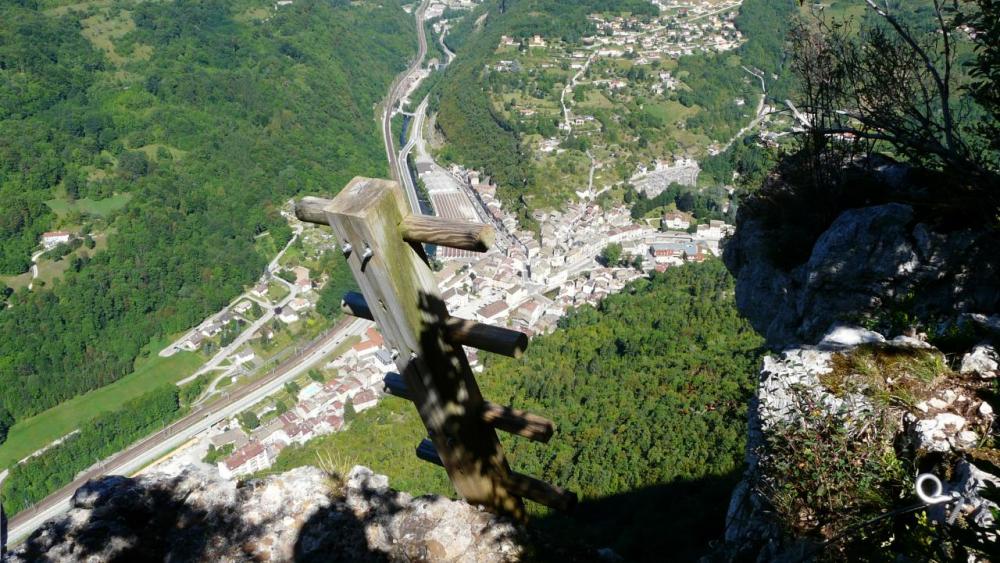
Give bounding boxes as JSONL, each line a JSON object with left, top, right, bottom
{"left": 316, "top": 177, "right": 527, "bottom": 518}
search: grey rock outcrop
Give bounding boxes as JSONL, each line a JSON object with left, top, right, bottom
{"left": 11, "top": 465, "right": 522, "bottom": 563}
{"left": 721, "top": 328, "right": 999, "bottom": 560}
{"left": 725, "top": 202, "right": 1000, "bottom": 348}
{"left": 962, "top": 344, "right": 999, "bottom": 379}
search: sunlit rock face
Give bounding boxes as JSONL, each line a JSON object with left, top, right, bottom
{"left": 720, "top": 327, "right": 999, "bottom": 561}
{"left": 10, "top": 465, "right": 522, "bottom": 563}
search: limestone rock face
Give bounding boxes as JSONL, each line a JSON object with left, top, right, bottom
{"left": 724, "top": 202, "right": 1000, "bottom": 347}
{"left": 11, "top": 465, "right": 522, "bottom": 563}
{"left": 721, "top": 327, "right": 999, "bottom": 560}
{"left": 962, "top": 344, "right": 999, "bottom": 379}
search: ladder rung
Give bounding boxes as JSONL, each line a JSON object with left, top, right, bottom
{"left": 400, "top": 215, "right": 495, "bottom": 253}
{"left": 444, "top": 317, "right": 528, "bottom": 358}
{"left": 383, "top": 372, "right": 413, "bottom": 400}
{"left": 416, "top": 438, "right": 444, "bottom": 467}
{"left": 482, "top": 403, "right": 555, "bottom": 443}
{"left": 384, "top": 374, "right": 553, "bottom": 443}
{"left": 506, "top": 471, "right": 578, "bottom": 512}
{"left": 342, "top": 292, "right": 528, "bottom": 358}
{"left": 295, "top": 196, "right": 333, "bottom": 225}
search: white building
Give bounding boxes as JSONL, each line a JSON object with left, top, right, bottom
{"left": 41, "top": 231, "right": 72, "bottom": 250}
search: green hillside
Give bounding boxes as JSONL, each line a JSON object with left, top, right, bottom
{"left": 427, "top": 0, "right": 797, "bottom": 221}
{"left": 0, "top": 0, "right": 415, "bottom": 435}
{"left": 269, "top": 260, "right": 765, "bottom": 560}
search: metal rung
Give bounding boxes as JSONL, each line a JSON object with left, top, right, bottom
{"left": 385, "top": 374, "right": 554, "bottom": 443}
{"left": 383, "top": 372, "right": 413, "bottom": 401}
{"left": 416, "top": 438, "right": 444, "bottom": 467}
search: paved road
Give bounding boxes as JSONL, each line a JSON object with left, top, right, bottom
{"left": 6, "top": 317, "right": 370, "bottom": 545}
{"left": 383, "top": 0, "right": 430, "bottom": 186}
{"left": 398, "top": 96, "right": 429, "bottom": 213}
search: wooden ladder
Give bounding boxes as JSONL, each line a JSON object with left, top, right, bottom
{"left": 296, "top": 177, "right": 576, "bottom": 519}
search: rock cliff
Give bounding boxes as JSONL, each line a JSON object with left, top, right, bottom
{"left": 724, "top": 192, "right": 1000, "bottom": 348}
{"left": 722, "top": 176, "right": 1000, "bottom": 558}
{"left": 11, "top": 465, "right": 522, "bottom": 562}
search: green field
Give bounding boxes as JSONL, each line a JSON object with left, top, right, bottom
{"left": 45, "top": 193, "right": 132, "bottom": 217}
{"left": 802, "top": 0, "right": 869, "bottom": 21}
{"left": 0, "top": 337, "right": 201, "bottom": 469}
{"left": 646, "top": 99, "right": 698, "bottom": 125}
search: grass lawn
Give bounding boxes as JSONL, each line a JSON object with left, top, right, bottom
{"left": 254, "top": 232, "right": 279, "bottom": 261}
{"left": 578, "top": 89, "right": 615, "bottom": 110}
{"left": 34, "top": 233, "right": 109, "bottom": 287}
{"left": 266, "top": 281, "right": 290, "bottom": 302}
{"left": 0, "top": 271, "right": 31, "bottom": 291}
{"left": 0, "top": 337, "right": 202, "bottom": 469}
{"left": 646, "top": 99, "right": 698, "bottom": 125}
{"left": 804, "top": 0, "right": 869, "bottom": 22}
{"left": 46, "top": 193, "right": 132, "bottom": 218}
{"left": 135, "top": 143, "right": 186, "bottom": 162}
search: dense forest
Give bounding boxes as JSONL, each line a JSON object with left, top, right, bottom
{"left": 0, "top": 0, "right": 415, "bottom": 433}
{"left": 270, "top": 261, "right": 765, "bottom": 560}
{"left": 1, "top": 385, "right": 181, "bottom": 515}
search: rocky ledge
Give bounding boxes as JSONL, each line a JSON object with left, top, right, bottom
{"left": 722, "top": 326, "right": 1000, "bottom": 560}
{"left": 11, "top": 465, "right": 522, "bottom": 562}
{"left": 724, "top": 200, "right": 1000, "bottom": 348}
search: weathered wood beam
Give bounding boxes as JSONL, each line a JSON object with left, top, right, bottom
{"left": 506, "top": 472, "right": 578, "bottom": 512}
{"left": 384, "top": 374, "right": 553, "bottom": 443}
{"left": 399, "top": 215, "right": 495, "bottom": 253}
{"left": 322, "top": 176, "right": 526, "bottom": 518}
{"left": 296, "top": 198, "right": 495, "bottom": 254}
{"left": 481, "top": 403, "right": 555, "bottom": 443}
{"left": 342, "top": 291, "right": 528, "bottom": 358}
{"left": 295, "top": 196, "right": 333, "bottom": 226}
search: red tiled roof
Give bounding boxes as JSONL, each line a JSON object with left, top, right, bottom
{"left": 478, "top": 300, "right": 508, "bottom": 319}
{"left": 223, "top": 442, "right": 265, "bottom": 471}
{"left": 325, "top": 414, "right": 343, "bottom": 429}
{"left": 352, "top": 390, "right": 377, "bottom": 405}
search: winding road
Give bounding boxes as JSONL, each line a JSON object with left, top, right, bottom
{"left": 6, "top": 317, "right": 369, "bottom": 545}
{"left": 384, "top": 0, "right": 431, "bottom": 194}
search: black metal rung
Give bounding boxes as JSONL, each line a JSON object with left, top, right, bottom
{"left": 416, "top": 438, "right": 443, "bottom": 467}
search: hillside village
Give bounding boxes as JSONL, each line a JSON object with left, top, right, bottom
{"left": 485, "top": 2, "right": 762, "bottom": 209}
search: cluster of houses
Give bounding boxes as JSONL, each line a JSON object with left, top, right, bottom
{"left": 422, "top": 167, "right": 734, "bottom": 342}
{"left": 213, "top": 326, "right": 387, "bottom": 479}
{"left": 632, "top": 158, "right": 702, "bottom": 195}
{"left": 590, "top": 1, "right": 744, "bottom": 59}
{"left": 180, "top": 307, "right": 248, "bottom": 353}
{"left": 423, "top": 0, "right": 479, "bottom": 20}
{"left": 173, "top": 261, "right": 322, "bottom": 384}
